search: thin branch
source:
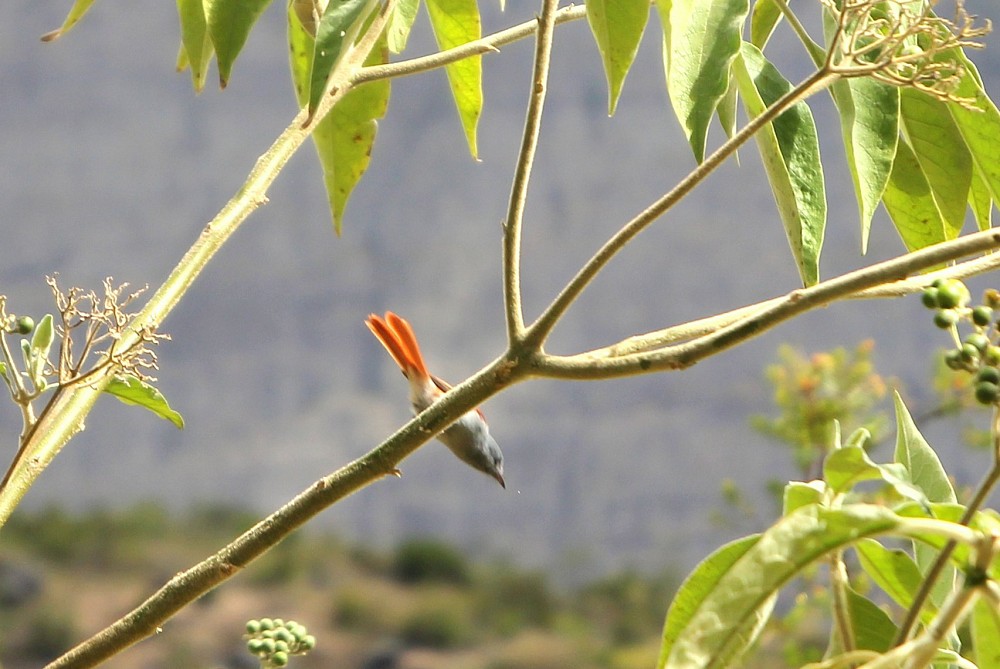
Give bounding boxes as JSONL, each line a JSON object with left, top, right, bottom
{"left": 520, "top": 67, "right": 839, "bottom": 351}
{"left": 352, "top": 5, "right": 587, "bottom": 85}
{"left": 503, "top": 0, "right": 560, "bottom": 343}
{"left": 532, "top": 229, "right": 1000, "bottom": 379}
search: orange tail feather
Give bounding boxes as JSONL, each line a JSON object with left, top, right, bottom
{"left": 366, "top": 312, "right": 430, "bottom": 379}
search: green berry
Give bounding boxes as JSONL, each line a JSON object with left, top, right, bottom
{"left": 246, "top": 620, "right": 261, "bottom": 635}
{"left": 986, "top": 346, "right": 1000, "bottom": 366}
{"left": 973, "top": 306, "right": 994, "bottom": 327}
{"left": 934, "top": 310, "right": 959, "bottom": 329}
{"left": 274, "top": 628, "right": 294, "bottom": 644}
{"left": 985, "top": 289, "right": 1000, "bottom": 309}
{"left": 945, "top": 349, "right": 964, "bottom": 370}
{"left": 966, "top": 333, "right": 991, "bottom": 352}
{"left": 978, "top": 367, "right": 1000, "bottom": 385}
{"left": 271, "top": 651, "right": 289, "bottom": 667}
{"left": 273, "top": 618, "right": 285, "bottom": 628}
{"left": 274, "top": 640, "right": 289, "bottom": 654}
{"left": 248, "top": 639, "right": 264, "bottom": 654}
{"left": 922, "top": 288, "right": 940, "bottom": 309}
{"left": 961, "top": 343, "right": 980, "bottom": 363}
{"left": 936, "top": 279, "right": 970, "bottom": 309}
{"left": 260, "top": 638, "right": 276, "bottom": 654}
{"left": 301, "top": 635, "right": 316, "bottom": 650}
{"left": 14, "top": 316, "right": 34, "bottom": 335}
{"left": 975, "top": 381, "right": 1000, "bottom": 405}
{"left": 259, "top": 618, "right": 274, "bottom": 631}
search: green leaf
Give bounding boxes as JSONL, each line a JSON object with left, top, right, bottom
{"left": 658, "top": 534, "right": 761, "bottom": 669}
{"left": 716, "top": 74, "right": 738, "bottom": 141}
{"left": 948, "top": 53, "right": 1000, "bottom": 206}
{"left": 205, "top": 0, "right": 276, "bottom": 88}
{"left": 837, "top": 78, "right": 899, "bottom": 253}
{"left": 306, "top": 0, "right": 378, "bottom": 120}
{"left": 782, "top": 480, "right": 824, "bottom": 515}
{"left": 845, "top": 587, "right": 897, "bottom": 652}
{"left": 30, "top": 314, "right": 54, "bottom": 360}
{"left": 855, "top": 538, "right": 934, "bottom": 623}
{"left": 586, "top": 0, "right": 649, "bottom": 116}
{"left": 426, "top": 0, "right": 482, "bottom": 158}
{"left": 900, "top": 88, "right": 971, "bottom": 238}
{"left": 733, "top": 42, "right": 826, "bottom": 286}
{"left": 41, "top": 0, "right": 96, "bottom": 42}
{"left": 666, "top": 0, "right": 748, "bottom": 162}
{"left": 177, "top": 0, "right": 215, "bottom": 92}
{"left": 288, "top": 0, "right": 316, "bottom": 106}
{"left": 749, "top": 0, "right": 782, "bottom": 49}
{"left": 387, "top": 0, "right": 420, "bottom": 53}
{"left": 972, "top": 597, "right": 1000, "bottom": 669}
{"left": 823, "top": 444, "right": 928, "bottom": 505}
{"left": 661, "top": 505, "right": 901, "bottom": 669}
{"left": 892, "top": 391, "right": 956, "bottom": 504}
{"left": 313, "top": 35, "right": 390, "bottom": 233}
{"left": 970, "top": 166, "right": 994, "bottom": 231}
{"left": 105, "top": 375, "right": 185, "bottom": 429}
{"left": 882, "top": 139, "right": 948, "bottom": 252}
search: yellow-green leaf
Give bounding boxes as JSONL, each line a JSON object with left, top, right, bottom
{"left": 900, "top": 88, "right": 971, "bottom": 237}
{"left": 882, "top": 139, "right": 947, "bottom": 252}
{"left": 177, "top": 0, "right": 215, "bottom": 92}
{"left": 666, "top": 0, "right": 748, "bottom": 162}
{"left": 426, "top": 0, "right": 482, "bottom": 159}
{"left": 205, "top": 0, "right": 276, "bottom": 88}
{"left": 388, "top": 0, "right": 420, "bottom": 53}
{"left": 307, "top": 0, "right": 378, "bottom": 120}
{"left": 105, "top": 375, "right": 185, "bottom": 429}
{"left": 41, "top": 0, "right": 96, "bottom": 42}
{"left": 313, "top": 36, "right": 390, "bottom": 233}
{"left": 586, "top": 0, "right": 649, "bottom": 116}
{"left": 948, "top": 54, "right": 1000, "bottom": 206}
{"left": 733, "top": 43, "right": 825, "bottom": 286}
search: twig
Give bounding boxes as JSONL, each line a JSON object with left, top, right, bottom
{"left": 502, "top": 0, "right": 560, "bottom": 342}
{"left": 533, "top": 230, "right": 1000, "bottom": 379}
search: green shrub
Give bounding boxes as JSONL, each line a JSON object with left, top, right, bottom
{"left": 392, "top": 539, "right": 470, "bottom": 585}
{"left": 399, "top": 604, "right": 473, "bottom": 648}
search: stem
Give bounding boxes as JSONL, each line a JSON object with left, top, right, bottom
{"left": 0, "top": 5, "right": 392, "bottom": 528}
{"left": 521, "top": 66, "right": 839, "bottom": 351}
{"left": 502, "top": 0, "right": 560, "bottom": 343}
{"left": 894, "top": 406, "right": 1000, "bottom": 645}
{"left": 533, "top": 229, "right": 1000, "bottom": 379}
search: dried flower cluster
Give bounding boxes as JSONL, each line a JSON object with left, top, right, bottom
{"left": 824, "top": 0, "right": 992, "bottom": 105}
{"left": 47, "top": 275, "right": 168, "bottom": 387}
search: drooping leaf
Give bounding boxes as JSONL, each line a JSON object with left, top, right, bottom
{"left": 948, "top": 54, "right": 1000, "bottom": 206}
{"left": 716, "top": 74, "right": 738, "bottom": 141}
{"left": 313, "top": 36, "right": 390, "bottom": 233}
{"left": 205, "top": 0, "right": 276, "bottom": 88}
{"left": 426, "top": 0, "right": 482, "bottom": 158}
{"left": 882, "top": 139, "right": 948, "bottom": 252}
{"left": 288, "top": 0, "right": 316, "bottom": 105}
{"left": 306, "top": 0, "right": 378, "bottom": 120}
{"left": 838, "top": 78, "right": 899, "bottom": 253}
{"left": 661, "top": 505, "right": 901, "bottom": 669}
{"left": 782, "top": 480, "right": 825, "bottom": 515}
{"left": 666, "top": 0, "right": 748, "bottom": 162}
{"left": 900, "top": 88, "right": 971, "bottom": 238}
{"left": 105, "top": 375, "right": 185, "bottom": 429}
{"left": 749, "top": 0, "right": 782, "bottom": 49}
{"left": 855, "top": 538, "right": 935, "bottom": 624}
{"left": 733, "top": 42, "right": 826, "bottom": 286}
{"left": 972, "top": 597, "right": 1000, "bottom": 669}
{"left": 41, "top": 0, "right": 96, "bottom": 42}
{"left": 586, "top": 0, "right": 649, "bottom": 116}
{"left": 658, "top": 534, "right": 761, "bottom": 669}
{"left": 387, "top": 0, "right": 420, "bottom": 52}
{"left": 177, "top": 0, "right": 215, "bottom": 92}
{"left": 970, "top": 166, "right": 994, "bottom": 231}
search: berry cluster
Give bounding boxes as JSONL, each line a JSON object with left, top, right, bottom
{"left": 245, "top": 618, "right": 316, "bottom": 668}
{"left": 923, "top": 279, "right": 1000, "bottom": 406}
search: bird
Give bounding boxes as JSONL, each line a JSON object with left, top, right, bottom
{"left": 365, "top": 311, "right": 505, "bottom": 488}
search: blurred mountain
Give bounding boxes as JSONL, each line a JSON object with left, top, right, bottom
{"left": 0, "top": 2, "right": 998, "bottom": 580}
